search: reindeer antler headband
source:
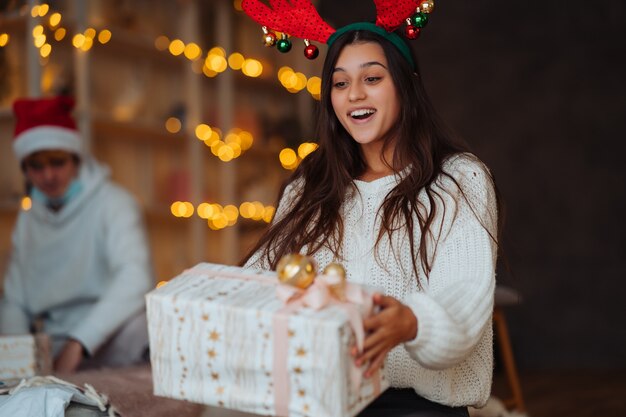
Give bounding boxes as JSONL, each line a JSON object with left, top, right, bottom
{"left": 241, "top": 0, "right": 435, "bottom": 68}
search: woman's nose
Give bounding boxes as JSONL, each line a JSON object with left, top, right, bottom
{"left": 348, "top": 82, "right": 366, "bottom": 102}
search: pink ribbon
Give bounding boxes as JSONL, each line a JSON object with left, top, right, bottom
{"left": 273, "top": 274, "right": 377, "bottom": 416}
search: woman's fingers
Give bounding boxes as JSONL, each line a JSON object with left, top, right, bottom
{"left": 356, "top": 332, "right": 388, "bottom": 364}
{"left": 364, "top": 351, "right": 387, "bottom": 377}
{"left": 353, "top": 294, "right": 419, "bottom": 375}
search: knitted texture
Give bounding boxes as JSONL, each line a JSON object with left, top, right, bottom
{"left": 374, "top": 0, "right": 422, "bottom": 32}
{"left": 246, "top": 153, "right": 497, "bottom": 407}
{"left": 241, "top": 0, "right": 336, "bottom": 43}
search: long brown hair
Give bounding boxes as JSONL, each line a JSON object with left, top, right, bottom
{"left": 243, "top": 29, "right": 498, "bottom": 283}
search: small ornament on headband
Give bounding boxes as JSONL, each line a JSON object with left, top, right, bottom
{"left": 411, "top": 12, "right": 429, "bottom": 29}
{"left": 303, "top": 39, "right": 319, "bottom": 60}
{"left": 405, "top": 18, "right": 421, "bottom": 40}
{"left": 409, "top": 0, "right": 434, "bottom": 34}
{"left": 276, "top": 33, "right": 292, "bottom": 53}
{"left": 262, "top": 26, "right": 277, "bottom": 47}
{"left": 418, "top": 0, "right": 435, "bottom": 14}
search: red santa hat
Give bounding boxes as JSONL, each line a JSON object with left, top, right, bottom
{"left": 12, "top": 96, "right": 82, "bottom": 160}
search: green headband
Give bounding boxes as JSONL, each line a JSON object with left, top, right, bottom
{"left": 327, "top": 22, "right": 416, "bottom": 69}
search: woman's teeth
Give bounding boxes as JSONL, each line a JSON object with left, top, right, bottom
{"left": 350, "top": 109, "right": 376, "bottom": 119}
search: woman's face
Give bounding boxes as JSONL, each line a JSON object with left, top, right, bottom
{"left": 330, "top": 41, "right": 400, "bottom": 147}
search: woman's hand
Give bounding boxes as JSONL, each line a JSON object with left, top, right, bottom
{"left": 54, "top": 339, "right": 84, "bottom": 373}
{"left": 354, "top": 293, "right": 418, "bottom": 377}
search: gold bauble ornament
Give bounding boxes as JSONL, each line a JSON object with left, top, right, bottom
{"left": 323, "top": 263, "right": 346, "bottom": 279}
{"left": 419, "top": 0, "right": 435, "bottom": 14}
{"left": 277, "top": 254, "right": 317, "bottom": 289}
{"left": 263, "top": 32, "right": 277, "bottom": 47}
{"left": 323, "top": 262, "right": 347, "bottom": 300}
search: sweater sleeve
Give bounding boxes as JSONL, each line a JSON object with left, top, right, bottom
{"left": 0, "top": 229, "right": 31, "bottom": 334}
{"left": 402, "top": 157, "right": 497, "bottom": 369}
{"left": 69, "top": 188, "right": 153, "bottom": 354}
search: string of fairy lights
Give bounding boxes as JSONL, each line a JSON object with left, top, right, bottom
{"left": 170, "top": 201, "right": 276, "bottom": 230}
{"left": 7, "top": 2, "right": 322, "bottom": 228}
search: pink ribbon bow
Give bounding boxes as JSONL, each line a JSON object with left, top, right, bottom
{"left": 276, "top": 274, "right": 373, "bottom": 352}
{"left": 273, "top": 274, "right": 376, "bottom": 416}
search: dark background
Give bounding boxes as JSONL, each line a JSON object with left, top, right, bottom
{"left": 320, "top": 0, "right": 626, "bottom": 370}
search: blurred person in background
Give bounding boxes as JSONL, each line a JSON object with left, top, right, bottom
{"left": 0, "top": 96, "right": 153, "bottom": 373}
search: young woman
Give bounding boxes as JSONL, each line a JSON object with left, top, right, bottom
{"left": 244, "top": 27, "right": 499, "bottom": 417}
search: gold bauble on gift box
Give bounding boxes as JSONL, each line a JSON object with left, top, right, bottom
{"left": 277, "top": 254, "right": 317, "bottom": 289}
{"left": 323, "top": 263, "right": 346, "bottom": 279}
{"left": 323, "top": 262, "right": 347, "bottom": 301}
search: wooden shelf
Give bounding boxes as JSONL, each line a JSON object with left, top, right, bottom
{"left": 0, "top": 200, "right": 19, "bottom": 217}
{"left": 92, "top": 117, "right": 186, "bottom": 146}
{"left": 0, "top": 12, "right": 26, "bottom": 32}
{"left": 0, "top": 208, "right": 18, "bottom": 216}
{"left": 94, "top": 26, "right": 184, "bottom": 69}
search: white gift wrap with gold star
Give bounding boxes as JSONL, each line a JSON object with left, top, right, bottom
{"left": 0, "top": 334, "right": 51, "bottom": 380}
{"left": 146, "top": 263, "right": 387, "bottom": 417}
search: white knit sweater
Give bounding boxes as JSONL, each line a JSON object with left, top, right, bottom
{"left": 247, "top": 153, "right": 497, "bottom": 407}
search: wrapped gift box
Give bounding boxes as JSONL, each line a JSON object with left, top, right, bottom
{"left": 147, "top": 263, "right": 388, "bottom": 417}
{"left": 0, "top": 334, "right": 52, "bottom": 380}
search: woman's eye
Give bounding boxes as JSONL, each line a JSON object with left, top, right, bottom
{"left": 333, "top": 81, "right": 347, "bottom": 88}
{"left": 365, "top": 76, "right": 381, "bottom": 83}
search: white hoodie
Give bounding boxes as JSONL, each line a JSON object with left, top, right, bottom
{"left": 0, "top": 157, "right": 153, "bottom": 356}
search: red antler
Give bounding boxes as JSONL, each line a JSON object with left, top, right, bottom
{"left": 373, "top": 0, "right": 421, "bottom": 32}
{"left": 241, "top": 0, "right": 336, "bottom": 43}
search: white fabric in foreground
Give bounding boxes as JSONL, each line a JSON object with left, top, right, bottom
{"left": 0, "top": 375, "right": 116, "bottom": 417}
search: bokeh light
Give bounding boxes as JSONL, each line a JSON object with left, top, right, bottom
{"left": 169, "top": 39, "right": 185, "bottom": 56}
{"left": 34, "top": 34, "right": 46, "bottom": 48}
{"left": 38, "top": 3, "right": 49, "bottom": 17}
{"left": 72, "top": 33, "right": 86, "bottom": 49}
{"left": 239, "top": 131, "right": 253, "bottom": 150}
{"left": 207, "top": 54, "right": 228, "bottom": 73}
{"left": 165, "top": 117, "right": 182, "bottom": 133}
{"left": 184, "top": 42, "right": 202, "bottom": 60}
{"left": 84, "top": 28, "right": 96, "bottom": 39}
{"left": 228, "top": 52, "right": 245, "bottom": 70}
{"left": 40, "top": 43, "right": 52, "bottom": 58}
{"left": 21, "top": 197, "right": 32, "bottom": 211}
{"left": 279, "top": 148, "right": 298, "bottom": 170}
{"left": 154, "top": 35, "right": 170, "bottom": 51}
{"left": 195, "top": 124, "right": 212, "bottom": 141}
{"left": 98, "top": 30, "right": 112, "bottom": 44}
{"left": 49, "top": 12, "right": 61, "bottom": 28}
{"left": 242, "top": 59, "right": 263, "bottom": 77}
{"left": 32, "top": 25, "right": 44, "bottom": 38}
{"left": 298, "top": 142, "right": 318, "bottom": 159}
{"left": 54, "top": 28, "right": 66, "bottom": 41}
{"left": 170, "top": 201, "right": 194, "bottom": 218}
